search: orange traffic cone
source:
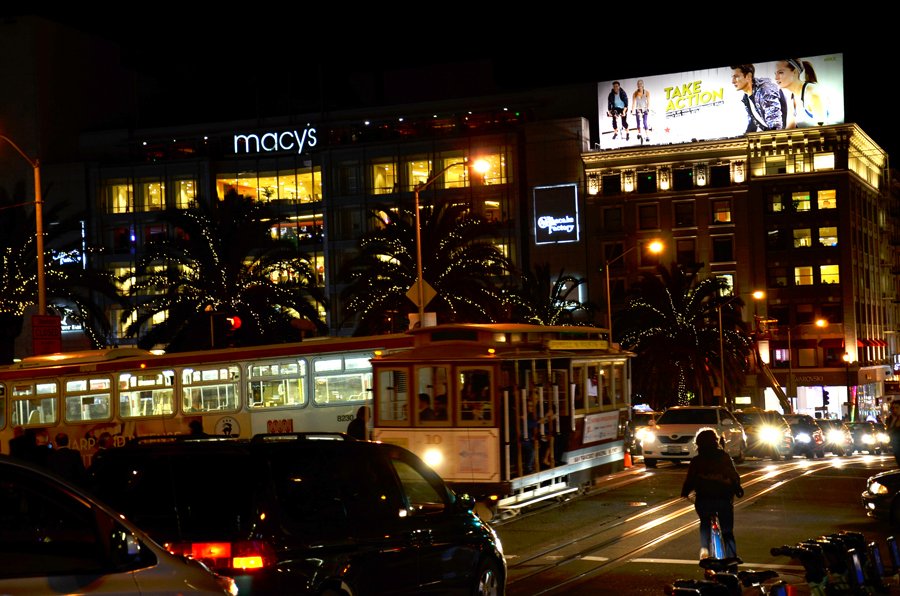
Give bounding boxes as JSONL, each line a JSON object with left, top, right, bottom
{"left": 623, "top": 450, "right": 633, "bottom": 468}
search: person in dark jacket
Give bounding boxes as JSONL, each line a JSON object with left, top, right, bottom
{"left": 347, "top": 405, "right": 370, "bottom": 440}
{"left": 47, "top": 432, "right": 88, "bottom": 486}
{"left": 680, "top": 429, "right": 743, "bottom": 559}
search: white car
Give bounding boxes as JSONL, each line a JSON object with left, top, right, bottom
{"left": 640, "top": 406, "right": 746, "bottom": 468}
{"left": 0, "top": 455, "right": 237, "bottom": 595}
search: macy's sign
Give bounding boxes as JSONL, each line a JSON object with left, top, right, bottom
{"left": 233, "top": 127, "right": 317, "bottom": 155}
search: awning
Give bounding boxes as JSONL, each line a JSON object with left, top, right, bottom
{"left": 818, "top": 338, "right": 844, "bottom": 348}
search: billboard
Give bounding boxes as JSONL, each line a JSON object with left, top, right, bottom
{"left": 597, "top": 54, "right": 844, "bottom": 149}
{"left": 533, "top": 183, "right": 579, "bottom": 245}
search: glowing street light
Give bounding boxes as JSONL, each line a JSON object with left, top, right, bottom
{"left": 0, "top": 134, "right": 46, "bottom": 316}
{"left": 604, "top": 240, "right": 663, "bottom": 346}
{"left": 411, "top": 158, "right": 490, "bottom": 327}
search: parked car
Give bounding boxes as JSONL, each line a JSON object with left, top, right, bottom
{"left": 640, "top": 406, "right": 745, "bottom": 468}
{"left": 862, "top": 468, "right": 900, "bottom": 526}
{"left": 847, "top": 421, "right": 885, "bottom": 454}
{"left": 734, "top": 408, "right": 794, "bottom": 460}
{"left": 816, "top": 418, "right": 855, "bottom": 456}
{"left": 626, "top": 410, "right": 660, "bottom": 455}
{"left": 88, "top": 433, "right": 506, "bottom": 595}
{"left": 0, "top": 454, "right": 236, "bottom": 595}
{"left": 783, "top": 414, "right": 826, "bottom": 459}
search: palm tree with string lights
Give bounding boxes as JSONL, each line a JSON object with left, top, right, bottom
{"left": 615, "top": 263, "right": 753, "bottom": 410}
{"left": 123, "top": 191, "right": 327, "bottom": 351}
{"left": 0, "top": 197, "right": 124, "bottom": 363}
{"left": 340, "top": 202, "right": 518, "bottom": 335}
{"left": 509, "top": 263, "right": 596, "bottom": 326}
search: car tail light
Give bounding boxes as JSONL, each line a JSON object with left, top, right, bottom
{"left": 167, "top": 540, "right": 276, "bottom": 571}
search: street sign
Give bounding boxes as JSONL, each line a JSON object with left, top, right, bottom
{"left": 32, "top": 314, "right": 61, "bottom": 355}
{"left": 406, "top": 278, "right": 437, "bottom": 308}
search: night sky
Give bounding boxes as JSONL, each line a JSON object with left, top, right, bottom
{"left": 12, "top": 13, "right": 898, "bottom": 161}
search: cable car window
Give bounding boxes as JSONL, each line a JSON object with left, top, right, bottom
{"left": 377, "top": 369, "right": 409, "bottom": 425}
{"left": 415, "top": 366, "right": 450, "bottom": 425}
{"left": 459, "top": 368, "right": 493, "bottom": 426}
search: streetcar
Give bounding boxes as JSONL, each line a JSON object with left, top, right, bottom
{"left": 0, "top": 333, "right": 413, "bottom": 466}
{"left": 370, "top": 323, "right": 633, "bottom": 515}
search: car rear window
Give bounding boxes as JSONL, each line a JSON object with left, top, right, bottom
{"left": 91, "top": 447, "right": 257, "bottom": 541}
{"left": 656, "top": 409, "right": 718, "bottom": 425}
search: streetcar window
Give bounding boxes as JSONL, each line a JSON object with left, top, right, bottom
{"left": 62, "top": 376, "right": 113, "bottom": 423}
{"left": 181, "top": 365, "right": 239, "bottom": 413}
{"left": 248, "top": 359, "right": 306, "bottom": 409}
{"left": 118, "top": 370, "right": 175, "bottom": 418}
{"left": 377, "top": 369, "right": 409, "bottom": 424}
{"left": 0, "top": 384, "right": 6, "bottom": 430}
{"left": 312, "top": 354, "right": 373, "bottom": 406}
{"left": 459, "top": 368, "right": 493, "bottom": 426}
{"left": 12, "top": 395, "right": 58, "bottom": 427}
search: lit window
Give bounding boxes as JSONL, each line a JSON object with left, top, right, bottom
{"left": 106, "top": 181, "right": 134, "bottom": 213}
{"left": 794, "top": 266, "right": 814, "bottom": 286}
{"left": 792, "top": 192, "right": 811, "bottom": 211}
{"left": 765, "top": 156, "right": 786, "bottom": 175}
{"left": 712, "top": 199, "right": 732, "bottom": 223}
{"left": 817, "top": 189, "right": 837, "bottom": 209}
{"left": 371, "top": 161, "right": 397, "bottom": 194}
{"left": 813, "top": 153, "right": 835, "bottom": 171}
{"left": 820, "top": 264, "right": 840, "bottom": 284}
{"left": 406, "top": 159, "right": 432, "bottom": 191}
{"left": 174, "top": 179, "right": 196, "bottom": 209}
{"left": 768, "top": 194, "right": 784, "bottom": 213}
{"left": 793, "top": 229, "right": 812, "bottom": 247}
{"left": 140, "top": 181, "right": 165, "bottom": 211}
{"left": 818, "top": 227, "right": 838, "bottom": 247}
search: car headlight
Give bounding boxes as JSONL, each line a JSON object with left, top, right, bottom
{"left": 796, "top": 432, "right": 811, "bottom": 443}
{"left": 877, "top": 432, "right": 890, "bottom": 443}
{"left": 642, "top": 431, "right": 657, "bottom": 445}
{"left": 827, "top": 430, "right": 844, "bottom": 443}
{"left": 635, "top": 428, "right": 652, "bottom": 443}
{"left": 759, "top": 426, "right": 781, "bottom": 445}
{"left": 869, "top": 481, "right": 890, "bottom": 495}
{"left": 863, "top": 434, "right": 876, "bottom": 444}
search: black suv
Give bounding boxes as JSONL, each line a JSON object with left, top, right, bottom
{"left": 88, "top": 434, "right": 506, "bottom": 595}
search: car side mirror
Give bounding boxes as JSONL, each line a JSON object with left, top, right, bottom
{"left": 722, "top": 418, "right": 733, "bottom": 426}
{"left": 109, "top": 524, "right": 144, "bottom": 567}
{"left": 455, "top": 493, "right": 476, "bottom": 512}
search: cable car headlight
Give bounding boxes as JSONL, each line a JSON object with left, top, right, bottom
{"left": 422, "top": 447, "right": 444, "bottom": 468}
{"left": 795, "top": 432, "right": 811, "bottom": 444}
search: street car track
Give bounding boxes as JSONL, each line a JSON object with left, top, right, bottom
{"left": 505, "top": 457, "right": 856, "bottom": 595}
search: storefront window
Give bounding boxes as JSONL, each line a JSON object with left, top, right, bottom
{"left": 440, "top": 156, "right": 468, "bottom": 188}
{"left": 478, "top": 152, "right": 508, "bottom": 185}
{"left": 216, "top": 167, "right": 322, "bottom": 203}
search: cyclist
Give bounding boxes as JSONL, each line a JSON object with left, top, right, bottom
{"left": 680, "top": 429, "right": 744, "bottom": 559}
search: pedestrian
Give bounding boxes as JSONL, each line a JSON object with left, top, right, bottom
{"left": 884, "top": 400, "right": 900, "bottom": 467}
{"left": 680, "top": 429, "right": 744, "bottom": 559}
{"left": 347, "top": 405, "right": 370, "bottom": 440}
{"left": 47, "top": 432, "right": 88, "bottom": 486}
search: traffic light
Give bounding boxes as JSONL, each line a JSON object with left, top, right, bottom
{"left": 823, "top": 390, "right": 830, "bottom": 406}
{"left": 225, "top": 316, "right": 242, "bottom": 330}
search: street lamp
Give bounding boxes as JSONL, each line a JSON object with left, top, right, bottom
{"left": 843, "top": 352, "right": 856, "bottom": 421}
{"left": 604, "top": 240, "right": 663, "bottom": 346}
{"left": 411, "top": 158, "right": 489, "bottom": 327}
{"left": 0, "top": 135, "right": 46, "bottom": 315}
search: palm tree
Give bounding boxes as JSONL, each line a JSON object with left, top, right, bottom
{"left": 340, "top": 202, "right": 517, "bottom": 335}
{"left": 123, "top": 192, "right": 327, "bottom": 351}
{"left": 0, "top": 199, "right": 125, "bottom": 362}
{"left": 510, "top": 263, "right": 596, "bottom": 325}
{"left": 616, "top": 263, "right": 753, "bottom": 410}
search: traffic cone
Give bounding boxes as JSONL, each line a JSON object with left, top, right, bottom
{"left": 623, "top": 450, "right": 633, "bottom": 468}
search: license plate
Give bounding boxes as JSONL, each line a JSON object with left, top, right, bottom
{"left": 664, "top": 446, "right": 685, "bottom": 454}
